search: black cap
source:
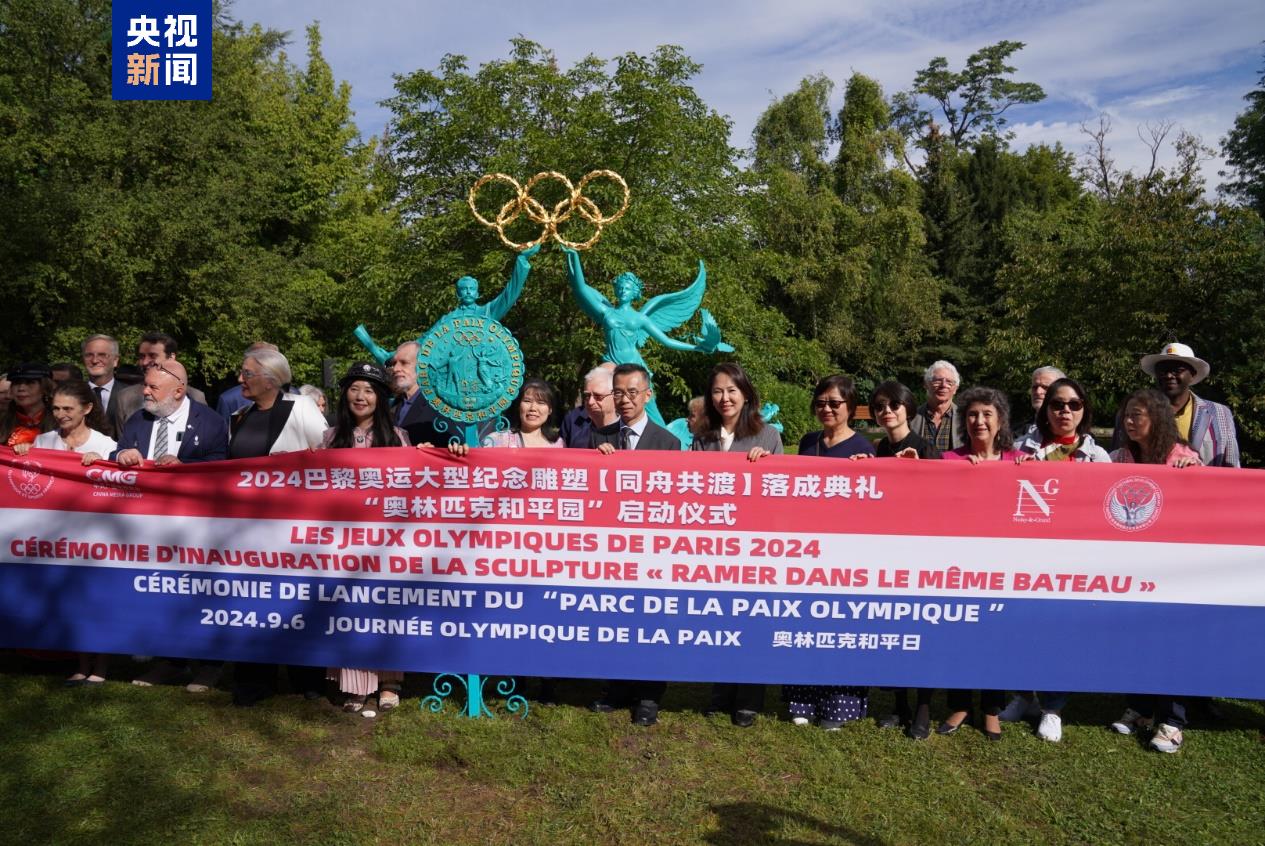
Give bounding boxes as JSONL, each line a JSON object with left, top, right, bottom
{"left": 7, "top": 362, "right": 52, "bottom": 382}
{"left": 339, "top": 361, "right": 390, "bottom": 391}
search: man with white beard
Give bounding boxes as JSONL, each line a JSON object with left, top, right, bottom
{"left": 112, "top": 359, "right": 228, "bottom": 465}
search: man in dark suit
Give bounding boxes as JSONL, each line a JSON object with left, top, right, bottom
{"left": 590, "top": 363, "right": 682, "bottom": 453}
{"left": 561, "top": 363, "right": 618, "bottom": 449}
{"left": 81, "top": 335, "right": 123, "bottom": 432}
{"left": 590, "top": 363, "right": 680, "bottom": 726}
{"left": 391, "top": 340, "right": 446, "bottom": 446}
{"left": 113, "top": 332, "right": 208, "bottom": 436}
{"left": 113, "top": 359, "right": 228, "bottom": 465}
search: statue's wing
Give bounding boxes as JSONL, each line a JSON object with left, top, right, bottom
{"left": 640, "top": 261, "right": 706, "bottom": 334}
{"left": 1134, "top": 495, "right": 1158, "bottom": 525}
{"left": 1109, "top": 493, "right": 1129, "bottom": 525}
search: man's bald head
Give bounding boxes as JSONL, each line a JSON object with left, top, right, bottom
{"left": 143, "top": 360, "right": 187, "bottom": 417}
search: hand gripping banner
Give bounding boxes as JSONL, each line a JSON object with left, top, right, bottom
{"left": 2, "top": 448, "right": 1262, "bottom": 697}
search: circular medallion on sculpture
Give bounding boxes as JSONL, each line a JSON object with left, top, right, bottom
{"left": 417, "top": 314, "right": 523, "bottom": 423}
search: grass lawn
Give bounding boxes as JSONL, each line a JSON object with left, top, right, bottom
{"left": 2, "top": 656, "right": 1263, "bottom": 846}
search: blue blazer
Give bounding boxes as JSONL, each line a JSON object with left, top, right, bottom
{"left": 112, "top": 401, "right": 230, "bottom": 463}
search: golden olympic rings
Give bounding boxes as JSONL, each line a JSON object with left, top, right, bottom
{"left": 468, "top": 169, "right": 630, "bottom": 251}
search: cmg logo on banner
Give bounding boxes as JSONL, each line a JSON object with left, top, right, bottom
{"left": 112, "top": 0, "right": 212, "bottom": 100}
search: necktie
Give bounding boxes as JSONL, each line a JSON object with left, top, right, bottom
{"left": 155, "top": 418, "right": 170, "bottom": 459}
{"left": 93, "top": 386, "right": 105, "bottom": 411}
{"left": 619, "top": 426, "right": 632, "bottom": 451}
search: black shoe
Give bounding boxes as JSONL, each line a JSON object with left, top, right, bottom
{"left": 732, "top": 710, "right": 757, "bottom": 728}
{"left": 232, "top": 684, "right": 271, "bottom": 708}
{"left": 876, "top": 712, "right": 902, "bottom": 729}
{"left": 590, "top": 699, "right": 618, "bottom": 713}
{"left": 537, "top": 682, "right": 558, "bottom": 706}
{"left": 936, "top": 712, "right": 971, "bottom": 735}
{"left": 632, "top": 701, "right": 659, "bottom": 726}
{"left": 302, "top": 689, "right": 325, "bottom": 702}
{"left": 907, "top": 705, "right": 931, "bottom": 740}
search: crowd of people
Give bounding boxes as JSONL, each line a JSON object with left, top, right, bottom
{"left": 0, "top": 332, "right": 1244, "bottom": 751}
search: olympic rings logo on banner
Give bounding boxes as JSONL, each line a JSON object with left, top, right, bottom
{"left": 468, "top": 170, "right": 630, "bottom": 251}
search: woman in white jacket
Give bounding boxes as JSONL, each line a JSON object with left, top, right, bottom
{"left": 227, "top": 345, "right": 327, "bottom": 706}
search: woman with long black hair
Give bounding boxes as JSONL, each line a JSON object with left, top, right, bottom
{"left": 321, "top": 362, "right": 408, "bottom": 714}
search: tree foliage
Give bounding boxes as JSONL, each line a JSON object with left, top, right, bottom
{"left": 991, "top": 133, "right": 1265, "bottom": 459}
{"left": 380, "top": 38, "right": 823, "bottom": 425}
{"left": 892, "top": 40, "right": 1045, "bottom": 155}
{"left": 0, "top": 1, "right": 392, "bottom": 387}
{"left": 1221, "top": 50, "right": 1265, "bottom": 218}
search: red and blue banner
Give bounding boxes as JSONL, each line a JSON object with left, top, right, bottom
{"left": 2, "top": 447, "right": 1262, "bottom": 697}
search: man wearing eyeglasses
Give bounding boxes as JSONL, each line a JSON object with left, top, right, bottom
{"left": 1111, "top": 341, "right": 1240, "bottom": 467}
{"left": 908, "top": 360, "right": 965, "bottom": 452}
{"left": 590, "top": 363, "right": 681, "bottom": 454}
{"left": 111, "top": 359, "right": 228, "bottom": 466}
{"left": 112, "top": 332, "right": 208, "bottom": 436}
{"left": 560, "top": 363, "right": 617, "bottom": 448}
{"left": 588, "top": 363, "right": 679, "bottom": 725}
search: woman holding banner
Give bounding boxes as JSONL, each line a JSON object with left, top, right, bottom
{"left": 1001, "top": 377, "right": 1109, "bottom": 741}
{"left": 320, "top": 363, "right": 408, "bottom": 714}
{"left": 938, "top": 387, "right": 1020, "bottom": 739}
{"left": 784, "top": 375, "right": 873, "bottom": 730}
{"left": 229, "top": 347, "right": 328, "bottom": 707}
{"left": 852, "top": 380, "right": 936, "bottom": 737}
{"left": 448, "top": 377, "right": 564, "bottom": 704}
{"left": 16, "top": 379, "right": 118, "bottom": 685}
{"left": 692, "top": 363, "right": 781, "bottom": 727}
{"left": 1108, "top": 388, "right": 1199, "bottom": 753}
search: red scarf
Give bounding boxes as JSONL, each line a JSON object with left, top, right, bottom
{"left": 5, "top": 410, "right": 44, "bottom": 447}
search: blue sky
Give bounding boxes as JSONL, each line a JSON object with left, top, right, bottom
{"left": 242, "top": 0, "right": 1263, "bottom": 190}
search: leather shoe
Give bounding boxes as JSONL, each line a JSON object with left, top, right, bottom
{"left": 876, "top": 712, "right": 902, "bottom": 729}
{"left": 632, "top": 701, "right": 658, "bottom": 726}
{"left": 589, "top": 698, "right": 618, "bottom": 713}
{"left": 732, "top": 709, "right": 757, "bottom": 728}
{"left": 936, "top": 711, "right": 971, "bottom": 735}
{"left": 907, "top": 705, "right": 931, "bottom": 740}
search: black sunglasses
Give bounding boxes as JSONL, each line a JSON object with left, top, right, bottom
{"left": 1048, "top": 399, "right": 1083, "bottom": 412}
{"left": 813, "top": 399, "right": 847, "bottom": 410}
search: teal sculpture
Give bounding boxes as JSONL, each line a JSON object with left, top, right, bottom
{"left": 354, "top": 245, "right": 539, "bottom": 446}
{"left": 563, "top": 246, "right": 732, "bottom": 425}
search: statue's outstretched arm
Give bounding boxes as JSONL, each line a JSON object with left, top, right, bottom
{"left": 353, "top": 324, "right": 392, "bottom": 365}
{"left": 643, "top": 322, "right": 700, "bottom": 353}
{"left": 562, "top": 246, "right": 609, "bottom": 323}
{"left": 486, "top": 244, "right": 540, "bottom": 323}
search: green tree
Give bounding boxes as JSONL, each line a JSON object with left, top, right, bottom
{"left": 1221, "top": 50, "right": 1265, "bottom": 218}
{"left": 381, "top": 39, "right": 819, "bottom": 421}
{"left": 746, "top": 73, "right": 944, "bottom": 399}
{"left": 892, "top": 40, "right": 1045, "bottom": 156}
{"left": 991, "top": 133, "right": 1265, "bottom": 462}
{"left": 0, "top": 2, "right": 390, "bottom": 390}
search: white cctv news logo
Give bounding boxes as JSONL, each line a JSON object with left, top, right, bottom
{"left": 1013, "top": 478, "right": 1059, "bottom": 523}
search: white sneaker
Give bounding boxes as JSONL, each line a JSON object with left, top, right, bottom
{"left": 791, "top": 717, "right": 811, "bottom": 726}
{"left": 999, "top": 694, "right": 1037, "bottom": 722}
{"left": 1036, "top": 712, "right": 1062, "bottom": 742}
{"left": 1149, "top": 723, "right": 1183, "bottom": 753}
{"left": 1110, "top": 708, "right": 1150, "bottom": 735}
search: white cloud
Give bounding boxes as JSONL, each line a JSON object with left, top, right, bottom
{"left": 243, "top": 0, "right": 1261, "bottom": 194}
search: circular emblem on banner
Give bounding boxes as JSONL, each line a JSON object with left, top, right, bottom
{"left": 417, "top": 313, "right": 523, "bottom": 423}
{"left": 1103, "top": 475, "right": 1163, "bottom": 532}
{"left": 7, "top": 460, "right": 54, "bottom": 500}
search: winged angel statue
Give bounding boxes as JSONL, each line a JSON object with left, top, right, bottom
{"left": 563, "top": 247, "right": 732, "bottom": 426}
